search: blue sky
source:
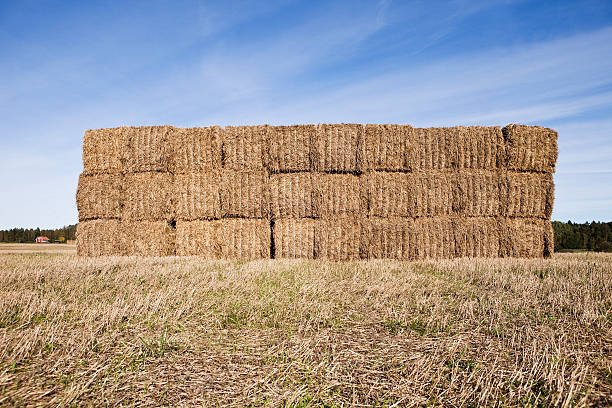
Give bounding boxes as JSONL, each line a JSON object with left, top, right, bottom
{"left": 1, "top": 0, "right": 611, "bottom": 229}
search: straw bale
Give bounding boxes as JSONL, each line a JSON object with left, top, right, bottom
{"left": 76, "top": 173, "right": 123, "bottom": 220}
{"left": 123, "top": 126, "right": 175, "bottom": 173}
{"left": 409, "top": 172, "right": 453, "bottom": 217}
{"left": 412, "top": 128, "right": 457, "bottom": 170}
{"left": 123, "top": 172, "right": 174, "bottom": 221}
{"left": 314, "top": 217, "right": 362, "bottom": 261}
{"left": 76, "top": 219, "right": 123, "bottom": 256}
{"left": 452, "top": 170, "right": 501, "bottom": 217}
{"left": 220, "top": 170, "right": 269, "bottom": 218}
{"left": 171, "top": 126, "right": 222, "bottom": 174}
{"left": 270, "top": 173, "right": 314, "bottom": 219}
{"left": 122, "top": 220, "right": 176, "bottom": 256}
{"left": 454, "top": 217, "right": 501, "bottom": 258}
{"left": 365, "top": 172, "right": 411, "bottom": 217}
{"left": 176, "top": 220, "right": 221, "bottom": 257}
{"left": 312, "top": 124, "right": 364, "bottom": 173}
{"left": 361, "top": 218, "right": 418, "bottom": 260}
{"left": 273, "top": 218, "right": 316, "bottom": 259}
{"left": 414, "top": 217, "right": 455, "bottom": 259}
{"left": 313, "top": 173, "right": 365, "bottom": 218}
{"left": 502, "top": 124, "right": 558, "bottom": 173}
{"left": 500, "top": 217, "right": 551, "bottom": 258}
{"left": 502, "top": 172, "right": 554, "bottom": 219}
{"left": 268, "top": 125, "right": 314, "bottom": 172}
{"left": 218, "top": 219, "right": 270, "bottom": 259}
{"left": 175, "top": 172, "right": 221, "bottom": 221}
{"left": 82, "top": 128, "right": 125, "bottom": 175}
{"left": 455, "top": 126, "right": 504, "bottom": 169}
{"left": 223, "top": 126, "right": 268, "bottom": 170}
{"left": 363, "top": 124, "right": 414, "bottom": 171}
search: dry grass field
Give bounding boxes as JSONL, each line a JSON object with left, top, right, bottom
{"left": 0, "top": 246, "right": 610, "bottom": 406}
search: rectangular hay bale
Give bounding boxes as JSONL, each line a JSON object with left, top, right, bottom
{"left": 176, "top": 220, "right": 221, "bottom": 257}
{"left": 220, "top": 170, "right": 269, "bottom": 218}
{"left": 267, "top": 125, "right": 314, "bottom": 172}
{"left": 122, "top": 172, "right": 175, "bottom": 221}
{"left": 273, "top": 218, "right": 316, "bottom": 259}
{"left": 314, "top": 218, "right": 361, "bottom": 261}
{"left": 502, "top": 171, "right": 554, "bottom": 219}
{"left": 365, "top": 172, "right": 411, "bottom": 217}
{"left": 414, "top": 217, "right": 455, "bottom": 259}
{"left": 171, "top": 126, "right": 222, "bottom": 173}
{"left": 409, "top": 172, "right": 453, "bottom": 217}
{"left": 219, "top": 219, "right": 270, "bottom": 259}
{"left": 82, "top": 128, "right": 125, "bottom": 175}
{"left": 312, "top": 123, "right": 364, "bottom": 173}
{"left": 363, "top": 124, "right": 414, "bottom": 171}
{"left": 123, "top": 126, "right": 175, "bottom": 173}
{"left": 452, "top": 170, "right": 502, "bottom": 217}
{"left": 175, "top": 172, "right": 221, "bottom": 221}
{"left": 76, "top": 173, "right": 123, "bottom": 221}
{"left": 500, "top": 217, "right": 553, "bottom": 258}
{"left": 76, "top": 219, "right": 123, "bottom": 256}
{"left": 502, "top": 124, "right": 558, "bottom": 173}
{"left": 270, "top": 173, "right": 314, "bottom": 219}
{"left": 123, "top": 220, "right": 176, "bottom": 256}
{"left": 454, "top": 217, "right": 501, "bottom": 258}
{"left": 223, "top": 126, "right": 268, "bottom": 170}
{"left": 361, "top": 217, "right": 418, "bottom": 260}
{"left": 313, "top": 173, "right": 365, "bottom": 218}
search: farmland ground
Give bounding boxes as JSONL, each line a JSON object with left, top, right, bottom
{"left": 0, "top": 246, "right": 610, "bottom": 406}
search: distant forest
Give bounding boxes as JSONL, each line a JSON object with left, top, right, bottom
{"left": 0, "top": 225, "right": 76, "bottom": 243}
{"left": 0, "top": 222, "right": 610, "bottom": 252}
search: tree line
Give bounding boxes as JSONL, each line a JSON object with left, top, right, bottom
{"left": 0, "top": 222, "right": 609, "bottom": 252}
{"left": 0, "top": 225, "right": 77, "bottom": 243}
{"left": 552, "top": 221, "right": 612, "bottom": 252}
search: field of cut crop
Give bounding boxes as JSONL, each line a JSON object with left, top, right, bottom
{"left": 0, "top": 245, "right": 610, "bottom": 406}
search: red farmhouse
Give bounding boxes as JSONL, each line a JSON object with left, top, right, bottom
{"left": 35, "top": 236, "right": 50, "bottom": 243}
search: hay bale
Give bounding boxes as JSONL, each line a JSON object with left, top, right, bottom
{"left": 414, "top": 217, "right": 455, "bottom": 259}
{"left": 171, "top": 126, "right": 222, "bottom": 174}
{"left": 219, "top": 219, "right": 270, "bottom": 259}
{"left": 411, "top": 128, "right": 457, "bottom": 170}
{"left": 500, "top": 218, "right": 551, "bottom": 258}
{"left": 454, "top": 217, "right": 501, "bottom": 258}
{"left": 223, "top": 126, "right": 268, "bottom": 170}
{"left": 82, "top": 128, "right": 125, "bottom": 175}
{"left": 455, "top": 126, "right": 504, "bottom": 169}
{"left": 313, "top": 173, "right": 365, "bottom": 218}
{"left": 314, "top": 217, "right": 361, "bottom": 261}
{"left": 363, "top": 124, "right": 414, "bottom": 171}
{"left": 123, "top": 220, "right": 176, "bottom": 256}
{"left": 452, "top": 170, "right": 501, "bottom": 217}
{"left": 268, "top": 125, "right": 315, "bottom": 172}
{"left": 76, "top": 219, "right": 122, "bottom": 256}
{"left": 502, "top": 172, "right": 554, "bottom": 219}
{"left": 361, "top": 217, "right": 418, "bottom": 260}
{"left": 270, "top": 173, "right": 314, "bottom": 219}
{"left": 220, "top": 170, "right": 269, "bottom": 218}
{"left": 410, "top": 172, "right": 453, "bottom": 217}
{"left": 123, "top": 126, "right": 175, "bottom": 173}
{"left": 365, "top": 172, "right": 411, "bottom": 217}
{"left": 122, "top": 172, "right": 175, "bottom": 221}
{"left": 176, "top": 220, "right": 221, "bottom": 257}
{"left": 175, "top": 172, "right": 221, "bottom": 221}
{"left": 502, "top": 124, "right": 558, "bottom": 173}
{"left": 76, "top": 173, "right": 123, "bottom": 221}
{"left": 273, "top": 218, "right": 316, "bottom": 259}
{"left": 312, "top": 124, "right": 364, "bottom": 173}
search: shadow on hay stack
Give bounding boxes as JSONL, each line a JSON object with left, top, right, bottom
{"left": 76, "top": 122, "right": 557, "bottom": 259}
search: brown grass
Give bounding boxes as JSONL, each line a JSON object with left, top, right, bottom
{"left": 0, "top": 252, "right": 609, "bottom": 406}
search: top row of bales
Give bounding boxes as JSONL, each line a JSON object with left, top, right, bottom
{"left": 83, "top": 124, "right": 558, "bottom": 175}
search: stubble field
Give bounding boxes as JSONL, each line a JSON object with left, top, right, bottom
{"left": 0, "top": 244, "right": 610, "bottom": 406}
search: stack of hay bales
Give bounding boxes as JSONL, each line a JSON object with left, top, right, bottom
{"left": 77, "top": 122, "right": 556, "bottom": 259}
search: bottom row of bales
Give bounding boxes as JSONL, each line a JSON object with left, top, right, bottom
{"left": 76, "top": 217, "right": 553, "bottom": 259}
